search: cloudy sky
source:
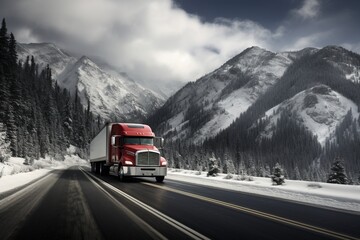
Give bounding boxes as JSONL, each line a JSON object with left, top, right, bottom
{"left": 1, "top": 0, "right": 360, "bottom": 86}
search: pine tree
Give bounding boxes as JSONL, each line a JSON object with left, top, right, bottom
{"left": 8, "top": 33, "right": 17, "bottom": 72}
{"left": 0, "top": 18, "right": 9, "bottom": 72}
{"left": 0, "top": 19, "right": 10, "bottom": 123}
{"left": 5, "top": 105, "right": 17, "bottom": 156}
{"left": 327, "top": 158, "right": 349, "bottom": 184}
{"left": 294, "top": 165, "right": 302, "bottom": 180}
{"left": 0, "top": 123, "right": 11, "bottom": 163}
{"left": 271, "top": 163, "right": 285, "bottom": 185}
{"left": 0, "top": 72, "right": 9, "bottom": 122}
{"left": 207, "top": 153, "right": 219, "bottom": 177}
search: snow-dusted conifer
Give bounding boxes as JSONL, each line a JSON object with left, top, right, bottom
{"left": 294, "top": 165, "right": 302, "bottom": 180}
{"left": 207, "top": 153, "right": 219, "bottom": 177}
{"left": 327, "top": 158, "right": 348, "bottom": 184}
{"left": 0, "top": 18, "right": 9, "bottom": 69}
{"left": 8, "top": 33, "right": 17, "bottom": 71}
{"left": 0, "top": 123, "right": 10, "bottom": 162}
{"left": 271, "top": 163, "right": 285, "bottom": 185}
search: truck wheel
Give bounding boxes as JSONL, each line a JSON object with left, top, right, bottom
{"left": 155, "top": 176, "right": 164, "bottom": 183}
{"left": 103, "top": 166, "right": 109, "bottom": 176}
{"left": 118, "top": 166, "right": 125, "bottom": 182}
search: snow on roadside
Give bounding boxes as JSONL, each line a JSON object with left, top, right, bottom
{"left": 0, "top": 148, "right": 89, "bottom": 194}
{"left": 2, "top": 158, "right": 359, "bottom": 213}
{"left": 167, "top": 169, "right": 360, "bottom": 213}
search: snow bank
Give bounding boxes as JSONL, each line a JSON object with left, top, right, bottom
{"left": 167, "top": 169, "right": 360, "bottom": 212}
{"left": 0, "top": 152, "right": 89, "bottom": 194}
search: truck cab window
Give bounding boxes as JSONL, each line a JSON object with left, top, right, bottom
{"left": 123, "top": 137, "right": 153, "bottom": 145}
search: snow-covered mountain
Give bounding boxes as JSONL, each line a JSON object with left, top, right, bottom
{"left": 149, "top": 46, "right": 308, "bottom": 142}
{"left": 16, "top": 43, "right": 77, "bottom": 78}
{"left": 17, "top": 43, "right": 165, "bottom": 121}
{"left": 261, "top": 85, "right": 359, "bottom": 145}
{"left": 149, "top": 45, "right": 360, "bottom": 146}
{"left": 58, "top": 56, "right": 164, "bottom": 121}
{"left": 320, "top": 46, "right": 360, "bottom": 84}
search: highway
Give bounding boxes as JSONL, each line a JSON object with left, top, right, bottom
{"left": 0, "top": 166, "right": 359, "bottom": 240}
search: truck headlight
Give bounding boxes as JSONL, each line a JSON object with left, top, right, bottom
{"left": 125, "top": 160, "right": 133, "bottom": 165}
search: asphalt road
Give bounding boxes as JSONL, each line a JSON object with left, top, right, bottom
{"left": 0, "top": 166, "right": 359, "bottom": 240}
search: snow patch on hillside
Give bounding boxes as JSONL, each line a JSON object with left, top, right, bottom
{"left": 194, "top": 89, "right": 253, "bottom": 142}
{"left": 174, "top": 47, "right": 294, "bottom": 143}
{"left": 192, "top": 49, "right": 294, "bottom": 142}
{"left": 345, "top": 65, "right": 360, "bottom": 83}
{"left": 235, "top": 48, "right": 292, "bottom": 79}
{"left": 262, "top": 85, "right": 359, "bottom": 145}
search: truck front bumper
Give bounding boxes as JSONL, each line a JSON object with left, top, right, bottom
{"left": 123, "top": 166, "right": 167, "bottom": 177}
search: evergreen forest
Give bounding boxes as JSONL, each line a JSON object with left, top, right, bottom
{"left": 0, "top": 19, "right": 102, "bottom": 163}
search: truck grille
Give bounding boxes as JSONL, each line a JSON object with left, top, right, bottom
{"left": 137, "top": 151, "right": 160, "bottom": 166}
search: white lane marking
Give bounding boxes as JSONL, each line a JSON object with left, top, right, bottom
{"left": 80, "top": 167, "right": 167, "bottom": 240}
{"left": 143, "top": 182, "right": 359, "bottom": 240}
{"left": 80, "top": 167, "right": 210, "bottom": 240}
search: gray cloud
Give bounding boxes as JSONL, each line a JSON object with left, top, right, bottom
{"left": 292, "top": 0, "right": 320, "bottom": 19}
{"left": 266, "top": 0, "right": 360, "bottom": 54}
{"left": 1, "top": 0, "right": 359, "bottom": 85}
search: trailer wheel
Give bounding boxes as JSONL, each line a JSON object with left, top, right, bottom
{"left": 155, "top": 176, "right": 164, "bottom": 183}
{"left": 118, "top": 166, "right": 125, "bottom": 182}
{"left": 95, "top": 162, "right": 100, "bottom": 174}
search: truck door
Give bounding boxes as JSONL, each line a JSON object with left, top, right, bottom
{"left": 119, "top": 137, "right": 124, "bottom": 161}
{"left": 111, "top": 135, "right": 121, "bottom": 163}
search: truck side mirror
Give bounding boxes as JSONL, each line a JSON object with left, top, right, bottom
{"left": 154, "top": 137, "right": 164, "bottom": 149}
{"left": 111, "top": 136, "right": 116, "bottom": 146}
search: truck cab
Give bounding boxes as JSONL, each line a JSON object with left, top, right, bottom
{"left": 90, "top": 123, "right": 167, "bottom": 182}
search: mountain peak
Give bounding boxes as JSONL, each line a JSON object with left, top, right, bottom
{"left": 240, "top": 46, "right": 271, "bottom": 57}
{"left": 78, "top": 55, "right": 92, "bottom": 63}
{"left": 248, "top": 45, "right": 268, "bottom": 52}
{"left": 20, "top": 42, "right": 70, "bottom": 57}
{"left": 74, "top": 56, "right": 99, "bottom": 70}
{"left": 322, "top": 45, "right": 347, "bottom": 52}
{"left": 25, "top": 42, "right": 56, "bottom": 48}
{"left": 17, "top": 42, "right": 77, "bottom": 78}
{"left": 222, "top": 46, "right": 272, "bottom": 68}
{"left": 318, "top": 45, "right": 352, "bottom": 58}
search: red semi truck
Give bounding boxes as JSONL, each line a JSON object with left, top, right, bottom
{"left": 90, "top": 123, "right": 167, "bottom": 182}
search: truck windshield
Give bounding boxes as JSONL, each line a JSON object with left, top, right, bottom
{"left": 123, "top": 137, "right": 153, "bottom": 145}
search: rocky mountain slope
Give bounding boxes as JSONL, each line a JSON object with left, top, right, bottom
{"left": 261, "top": 85, "right": 359, "bottom": 145}
{"left": 149, "top": 47, "right": 307, "bottom": 141}
{"left": 17, "top": 43, "right": 165, "bottom": 121}
{"left": 149, "top": 46, "right": 360, "bottom": 146}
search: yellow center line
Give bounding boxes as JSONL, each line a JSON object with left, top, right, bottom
{"left": 142, "top": 182, "right": 359, "bottom": 240}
